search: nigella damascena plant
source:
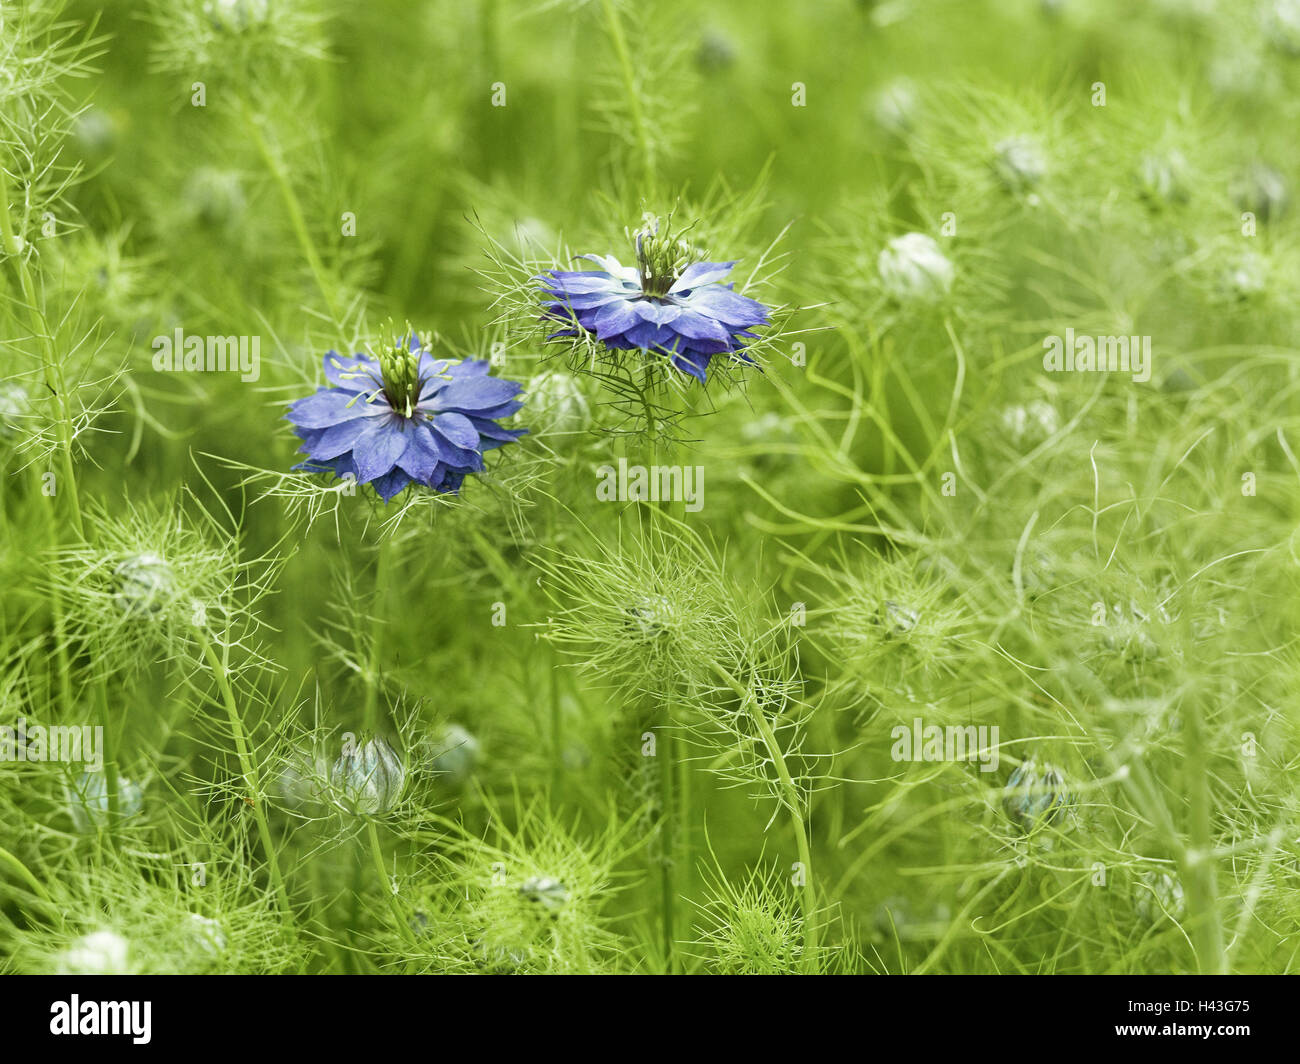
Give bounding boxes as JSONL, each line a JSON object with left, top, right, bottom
{"left": 1002, "top": 755, "right": 1074, "bottom": 834}
{"left": 286, "top": 325, "right": 527, "bottom": 503}
{"left": 534, "top": 215, "right": 771, "bottom": 383}
{"left": 329, "top": 736, "right": 406, "bottom": 816}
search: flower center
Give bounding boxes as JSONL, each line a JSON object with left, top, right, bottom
{"left": 377, "top": 340, "right": 422, "bottom": 418}
{"left": 633, "top": 214, "right": 695, "bottom": 298}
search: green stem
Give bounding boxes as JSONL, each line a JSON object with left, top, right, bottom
{"left": 657, "top": 721, "right": 677, "bottom": 973}
{"left": 598, "top": 0, "right": 653, "bottom": 177}
{"left": 197, "top": 631, "right": 295, "bottom": 926}
{"left": 711, "top": 661, "right": 820, "bottom": 972}
{"left": 1182, "top": 693, "right": 1226, "bottom": 974}
{"left": 366, "top": 819, "right": 418, "bottom": 956}
{"left": 244, "top": 107, "right": 346, "bottom": 338}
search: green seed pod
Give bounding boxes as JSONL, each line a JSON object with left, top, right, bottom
{"left": 426, "top": 723, "right": 481, "bottom": 788}
{"left": 112, "top": 552, "right": 176, "bottom": 618}
{"left": 59, "top": 930, "right": 130, "bottom": 975}
{"left": 67, "top": 772, "right": 144, "bottom": 832}
{"left": 519, "top": 875, "right": 569, "bottom": 914}
{"left": 880, "top": 599, "right": 920, "bottom": 635}
{"left": 624, "top": 595, "right": 675, "bottom": 640}
{"left": 1002, "top": 755, "right": 1073, "bottom": 833}
{"left": 877, "top": 233, "right": 954, "bottom": 305}
{"left": 330, "top": 737, "right": 406, "bottom": 815}
{"left": 528, "top": 371, "right": 591, "bottom": 437}
{"left": 992, "top": 135, "right": 1047, "bottom": 193}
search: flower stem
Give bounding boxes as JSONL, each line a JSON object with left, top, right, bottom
{"left": 197, "top": 630, "right": 295, "bottom": 927}
{"left": 244, "top": 106, "right": 346, "bottom": 339}
{"left": 598, "top": 0, "right": 653, "bottom": 177}
{"left": 711, "top": 661, "right": 820, "bottom": 972}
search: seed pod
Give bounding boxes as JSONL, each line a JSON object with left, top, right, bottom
{"left": 330, "top": 737, "right": 406, "bottom": 815}
{"left": 274, "top": 746, "right": 330, "bottom": 811}
{"left": 1002, "top": 755, "right": 1073, "bottom": 832}
{"left": 624, "top": 595, "right": 675, "bottom": 640}
{"left": 59, "top": 930, "right": 130, "bottom": 975}
{"left": 877, "top": 233, "right": 954, "bottom": 305}
{"left": 518, "top": 875, "right": 569, "bottom": 914}
{"left": 992, "top": 136, "right": 1047, "bottom": 193}
{"left": 426, "top": 723, "right": 481, "bottom": 788}
{"left": 880, "top": 600, "right": 920, "bottom": 635}
{"left": 67, "top": 771, "right": 144, "bottom": 832}
{"left": 112, "top": 552, "right": 176, "bottom": 618}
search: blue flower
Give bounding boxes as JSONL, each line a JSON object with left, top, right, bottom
{"left": 534, "top": 220, "right": 771, "bottom": 383}
{"left": 286, "top": 330, "right": 526, "bottom": 503}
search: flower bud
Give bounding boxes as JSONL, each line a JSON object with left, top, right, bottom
{"left": 624, "top": 595, "right": 675, "bottom": 640}
{"left": 113, "top": 552, "right": 176, "bottom": 618}
{"left": 528, "top": 370, "right": 591, "bottom": 436}
{"left": 426, "top": 723, "right": 481, "bottom": 788}
{"left": 274, "top": 746, "right": 330, "bottom": 811}
{"left": 59, "top": 930, "right": 130, "bottom": 974}
{"left": 877, "top": 233, "right": 954, "bottom": 305}
{"left": 330, "top": 737, "right": 406, "bottom": 815}
{"left": 519, "top": 875, "right": 569, "bottom": 913}
{"left": 992, "top": 136, "right": 1047, "bottom": 193}
{"left": 695, "top": 28, "right": 736, "bottom": 73}
{"left": 880, "top": 600, "right": 920, "bottom": 635}
{"left": 1002, "top": 755, "right": 1073, "bottom": 832}
{"left": 67, "top": 771, "right": 144, "bottom": 832}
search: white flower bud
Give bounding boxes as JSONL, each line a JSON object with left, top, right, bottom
{"left": 113, "top": 552, "right": 176, "bottom": 618}
{"left": 877, "top": 233, "right": 954, "bottom": 305}
{"left": 59, "top": 930, "right": 130, "bottom": 974}
{"left": 992, "top": 136, "right": 1047, "bottom": 192}
{"left": 330, "top": 737, "right": 406, "bottom": 816}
